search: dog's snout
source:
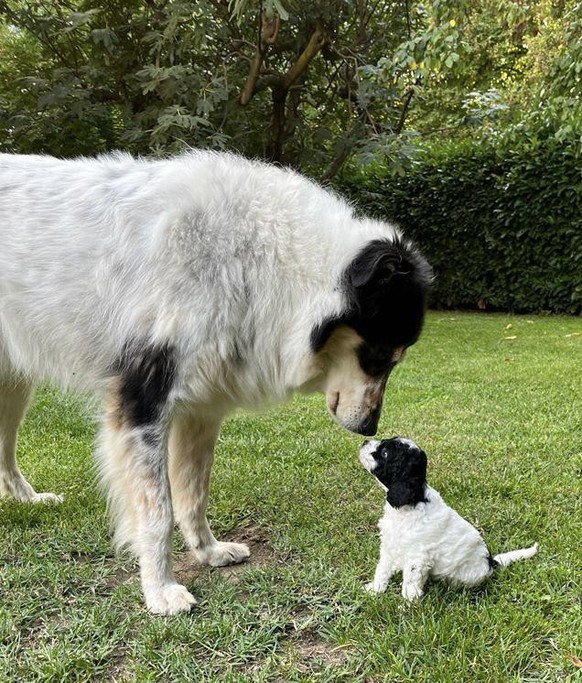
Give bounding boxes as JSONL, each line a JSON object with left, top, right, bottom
{"left": 355, "top": 411, "right": 380, "bottom": 437}
{"left": 358, "top": 424, "right": 377, "bottom": 437}
{"left": 328, "top": 379, "right": 386, "bottom": 435}
{"left": 362, "top": 439, "right": 370, "bottom": 446}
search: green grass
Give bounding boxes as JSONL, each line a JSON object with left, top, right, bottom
{"left": 1, "top": 312, "right": 581, "bottom": 682}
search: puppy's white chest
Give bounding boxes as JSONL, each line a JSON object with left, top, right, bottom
{"left": 378, "top": 505, "right": 434, "bottom": 563}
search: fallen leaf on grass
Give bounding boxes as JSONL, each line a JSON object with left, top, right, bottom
{"left": 504, "top": 336, "right": 517, "bottom": 340}
{"left": 505, "top": 323, "right": 513, "bottom": 330}
{"left": 568, "top": 654, "right": 582, "bottom": 668}
{"left": 565, "top": 332, "right": 581, "bottom": 338}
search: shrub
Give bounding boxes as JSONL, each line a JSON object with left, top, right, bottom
{"left": 338, "top": 131, "right": 582, "bottom": 315}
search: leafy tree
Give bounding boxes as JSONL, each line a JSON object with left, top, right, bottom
{"left": 0, "top": 0, "right": 468, "bottom": 174}
{"left": 409, "top": 0, "right": 582, "bottom": 141}
{"left": 0, "top": 1, "right": 579, "bottom": 175}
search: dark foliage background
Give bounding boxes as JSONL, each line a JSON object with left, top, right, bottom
{"left": 339, "top": 125, "right": 582, "bottom": 314}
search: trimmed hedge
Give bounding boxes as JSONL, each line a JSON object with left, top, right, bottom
{"left": 338, "top": 136, "right": 582, "bottom": 315}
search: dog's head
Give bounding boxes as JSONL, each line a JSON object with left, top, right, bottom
{"left": 311, "top": 238, "right": 432, "bottom": 436}
{"left": 359, "top": 437, "right": 427, "bottom": 508}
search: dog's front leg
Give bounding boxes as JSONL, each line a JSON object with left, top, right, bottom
{"left": 169, "top": 413, "right": 250, "bottom": 567}
{"left": 0, "top": 373, "right": 63, "bottom": 503}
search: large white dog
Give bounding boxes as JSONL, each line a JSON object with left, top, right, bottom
{"left": 0, "top": 151, "right": 431, "bottom": 614}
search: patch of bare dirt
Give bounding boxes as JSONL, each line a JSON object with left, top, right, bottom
{"left": 174, "top": 524, "right": 277, "bottom": 584}
{"left": 294, "top": 630, "right": 348, "bottom": 669}
{"left": 103, "top": 564, "right": 137, "bottom": 590}
{"left": 276, "top": 626, "right": 349, "bottom": 679}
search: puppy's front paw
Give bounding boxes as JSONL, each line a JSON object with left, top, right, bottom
{"left": 401, "top": 583, "right": 424, "bottom": 601}
{"left": 364, "top": 581, "right": 387, "bottom": 594}
{"left": 145, "top": 583, "right": 197, "bottom": 615}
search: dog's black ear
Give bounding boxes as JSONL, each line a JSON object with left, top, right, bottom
{"left": 387, "top": 478, "right": 425, "bottom": 508}
{"left": 348, "top": 240, "right": 408, "bottom": 290}
{"left": 415, "top": 449, "right": 428, "bottom": 481}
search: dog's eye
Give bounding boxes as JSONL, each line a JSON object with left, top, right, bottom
{"left": 357, "top": 344, "right": 399, "bottom": 378}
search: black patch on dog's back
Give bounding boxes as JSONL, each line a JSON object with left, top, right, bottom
{"left": 113, "top": 342, "right": 177, "bottom": 427}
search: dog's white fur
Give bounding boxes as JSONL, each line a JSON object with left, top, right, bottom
{"left": 0, "top": 150, "right": 417, "bottom": 615}
{"left": 360, "top": 439, "right": 538, "bottom": 600}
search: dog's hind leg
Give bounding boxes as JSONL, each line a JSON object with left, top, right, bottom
{"left": 169, "top": 413, "right": 250, "bottom": 567}
{"left": 98, "top": 345, "right": 196, "bottom": 615}
{"left": 0, "top": 371, "right": 63, "bottom": 503}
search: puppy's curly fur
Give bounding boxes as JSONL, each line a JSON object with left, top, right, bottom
{"left": 359, "top": 437, "right": 538, "bottom": 600}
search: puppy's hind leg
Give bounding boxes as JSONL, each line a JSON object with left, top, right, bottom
{"left": 169, "top": 413, "right": 250, "bottom": 567}
{"left": 0, "top": 372, "right": 63, "bottom": 503}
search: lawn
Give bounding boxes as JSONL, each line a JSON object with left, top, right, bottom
{"left": 1, "top": 312, "right": 580, "bottom": 682}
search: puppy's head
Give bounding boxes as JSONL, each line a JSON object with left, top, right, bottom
{"left": 310, "top": 238, "right": 432, "bottom": 436}
{"left": 359, "top": 437, "right": 427, "bottom": 508}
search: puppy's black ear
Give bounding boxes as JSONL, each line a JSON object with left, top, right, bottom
{"left": 415, "top": 449, "right": 428, "bottom": 481}
{"left": 386, "top": 478, "right": 425, "bottom": 508}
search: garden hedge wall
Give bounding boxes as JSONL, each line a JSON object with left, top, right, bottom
{"left": 338, "top": 135, "right": 581, "bottom": 315}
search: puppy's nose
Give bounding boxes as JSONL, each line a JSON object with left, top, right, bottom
{"left": 362, "top": 439, "right": 370, "bottom": 446}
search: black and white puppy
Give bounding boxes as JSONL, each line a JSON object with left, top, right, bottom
{"left": 359, "top": 437, "right": 538, "bottom": 600}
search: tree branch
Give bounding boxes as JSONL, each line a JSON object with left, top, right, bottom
{"left": 239, "top": 10, "right": 280, "bottom": 105}
{"left": 283, "top": 24, "right": 327, "bottom": 89}
{"left": 395, "top": 77, "right": 421, "bottom": 134}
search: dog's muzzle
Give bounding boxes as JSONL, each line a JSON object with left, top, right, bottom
{"left": 346, "top": 400, "right": 383, "bottom": 436}
{"left": 327, "top": 383, "right": 385, "bottom": 436}
{"left": 332, "top": 403, "right": 383, "bottom": 436}
{"left": 355, "top": 408, "right": 381, "bottom": 436}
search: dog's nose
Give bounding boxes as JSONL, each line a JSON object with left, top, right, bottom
{"left": 362, "top": 439, "right": 370, "bottom": 446}
{"left": 355, "top": 406, "right": 381, "bottom": 437}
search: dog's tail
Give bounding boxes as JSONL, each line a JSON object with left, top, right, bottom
{"left": 493, "top": 542, "right": 538, "bottom": 568}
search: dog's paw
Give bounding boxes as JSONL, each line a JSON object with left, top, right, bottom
{"left": 364, "top": 581, "right": 387, "bottom": 594}
{"left": 29, "top": 492, "right": 64, "bottom": 504}
{"left": 145, "top": 583, "right": 197, "bottom": 616}
{"left": 0, "top": 475, "right": 63, "bottom": 504}
{"left": 197, "top": 541, "right": 251, "bottom": 567}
